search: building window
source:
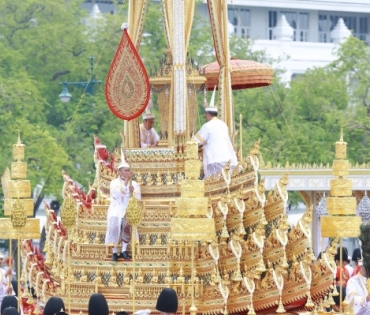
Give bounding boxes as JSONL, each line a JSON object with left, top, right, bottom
{"left": 319, "top": 13, "right": 369, "bottom": 44}
{"left": 359, "top": 17, "right": 368, "bottom": 41}
{"left": 228, "top": 8, "right": 250, "bottom": 38}
{"left": 291, "top": 73, "right": 304, "bottom": 80}
{"left": 269, "top": 11, "right": 277, "bottom": 39}
{"left": 269, "top": 10, "right": 309, "bottom": 41}
{"left": 319, "top": 15, "right": 330, "bottom": 42}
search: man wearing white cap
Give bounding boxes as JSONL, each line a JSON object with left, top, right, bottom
{"left": 139, "top": 109, "right": 160, "bottom": 148}
{"left": 104, "top": 151, "right": 141, "bottom": 261}
{"left": 194, "top": 87, "right": 237, "bottom": 178}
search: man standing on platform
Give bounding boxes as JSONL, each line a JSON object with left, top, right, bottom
{"left": 105, "top": 152, "right": 141, "bottom": 261}
{"left": 194, "top": 87, "right": 237, "bottom": 178}
{"left": 139, "top": 109, "right": 160, "bottom": 148}
{"left": 346, "top": 263, "right": 370, "bottom": 315}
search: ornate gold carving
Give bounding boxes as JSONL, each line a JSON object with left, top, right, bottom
{"left": 335, "top": 134, "right": 347, "bottom": 159}
{"left": 326, "top": 197, "right": 356, "bottom": 215}
{"left": 180, "top": 179, "right": 205, "bottom": 197}
{"left": 11, "top": 162, "right": 27, "bottom": 179}
{"left": 13, "top": 133, "right": 26, "bottom": 161}
{"left": 11, "top": 199, "right": 28, "bottom": 228}
{"left": 332, "top": 160, "right": 349, "bottom": 177}
{"left": 185, "top": 139, "right": 199, "bottom": 160}
{"left": 286, "top": 208, "right": 312, "bottom": 261}
{"left": 185, "top": 160, "right": 201, "bottom": 179}
{"left": 176, "top": 197, "right": 208, "bottom": 217}
{"left": 321, "top": 216, "right": 361, "bottom": 237}
{"left": 8, "top": 180, "right": 31, "bottom": 198}
{"left": 4, "top": 198, "right": 33, "bottom": 216}
{"left": 264, "top": 175, "right": 288, "bottom": 223}
{"left": 126, "top": 198, "right": 143, "bottom": 226}
{"left": 330, "top": 178, "right": 352, "bottom": 197}
{"left": 61, "top": 197, "right": 77, "bottom": 229}
{"left": 0, "top": 218, "right": 40, "bottom": 238}
{"left": 170, "top": 218, "right": 216, "bottom": 241}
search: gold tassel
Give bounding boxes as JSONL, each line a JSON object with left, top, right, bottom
{"left": 305, "top": 292, "right": 314, "bottom": 308}
{"left": 276, "top": 296, "right": 286, "bottom": 313}
{"left": 332, "top": 283, "right": 339, "bottom": 296}
{"left": 256, "top": 256, "right": 266, "bottom": 273}
{"left": 318, "top": 299, "right": 325, "bottom": 312}
{"left": 328, "top": 292, "right": 336, "bottom": 306}
{"left": 248, "top": 294, "right": 256, "bottom": 315}
{"left": 220, "top": 223, "right": 229, "bottom": 239}
{"left": 323, "top": 295, "right": 330, "bottom": 309}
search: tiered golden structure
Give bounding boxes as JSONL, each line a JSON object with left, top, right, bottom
{"left": 321, "top": 133, "right": 361, "bottom": 237}
{"left": 320, "top": 133, "right": 361, "bottom": 314}
{"left": 0, "top": 133, "right": 40, "bottom": 307}
{"left": 0, "top": 133, "right": 40, "bottom": 237}
{"left": 11, "top": 0, "right": 356, "bottom": 313}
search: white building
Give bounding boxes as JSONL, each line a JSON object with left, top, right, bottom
{"left": 203, "top": 0, "right": 370, "bottom": 81}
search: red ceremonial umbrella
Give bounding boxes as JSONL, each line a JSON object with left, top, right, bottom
{"left": 200, "top": 58, "right": 274, "bottom": 90}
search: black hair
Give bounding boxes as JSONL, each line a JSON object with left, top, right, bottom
{"left": 206, "top": 111, "right": 218, "bottom": 117}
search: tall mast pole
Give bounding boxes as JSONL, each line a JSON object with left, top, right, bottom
{"left": 222, "top": 0, "right": 234, "bottom": 135}
{"left": 172, "top": 0, "right": 187, "bottom": 141}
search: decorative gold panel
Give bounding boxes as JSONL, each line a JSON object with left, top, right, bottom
{"left": 335, "top": 141, "right": 347, "bottom": 159}
{"left": 184, "top": 160, "right": 201, "bottom": 179}
{"left": 11, "top": 162, "right": 27, "bottom": 179}
{"left": 180, "top": 179, "right": 205, "bottom": 197}
{"left": 185, "top": 140, "right": 198, "bottom": 160}
{"left": 332, "top": 160, "right": 349, "bottom": 177}
{"left": 330, "top": 178, "right": 352, "bottom": 197}
{"left": 0, "top": 218, "right": 40, "bottom": 239}
{"left": 326, "top": 197, "right": 356, "bottom": 215}
{"left": 8, "top": 180, "right": 31, "bottom": 198}
{"left": 4, "top": 198, "right": 34, "bottom": 216}
{"left": 264, "top": 201, "right": 283, "bottom": 223}
{"left": 13, "top": 144, "right": 25, "bottom": 161}
{"left": 321, "top": 216, "right": 361, "bottom": 237}
{"left": 170, "top": 218, "right": 216, "bottom": 241}
{"left": 176, "top": 197, "right": 208, "bottom": 217}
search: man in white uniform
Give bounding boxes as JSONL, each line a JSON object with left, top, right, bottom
{"left": 346, "top": 262, "right": 370, "bottom": 315}
{"left": 139, "top": 109, "right": 160, "bottom": 148}
{"left": 0, "top": 254, "right": 15, "bottom": 308}
{"left": 194, "top": 88, "right": 237, "bottom": 178}
{"left": 105, "top": 152, "right": 141, "bottom": 261}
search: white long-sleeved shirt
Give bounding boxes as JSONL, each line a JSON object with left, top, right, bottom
{"left": 139, "top": 124, "right": 160, "bottom": 148}
{"left": 346, "top": 273, "right": 370, "bottom": 315}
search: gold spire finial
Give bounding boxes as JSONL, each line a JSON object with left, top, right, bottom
{"left": 335, "top": 129, "right": 347, "bottom": 159}
{"left": 17, "top": 130, "right": 21, "bottom": 144}
{"left": 13, "top": 131, "right": 26, "bottom": 161}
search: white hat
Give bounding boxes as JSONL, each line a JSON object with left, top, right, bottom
{"left": 143, "top": 107, "right": 155, "bottom": 120}
{"left": 135, "top": 310, "right": 151, "bottom": 315}
{"left": 205, "top": 86, "right": 218, "bottom": 113}
{"left": 0, "top": 253, "right": 3, "bottom": 259}
{"left": 117, "top": 148, "right": 129, "bottom": 169}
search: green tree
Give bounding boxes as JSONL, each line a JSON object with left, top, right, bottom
{"left": 329, "top": 36, "right": 370, "bottom": 163}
